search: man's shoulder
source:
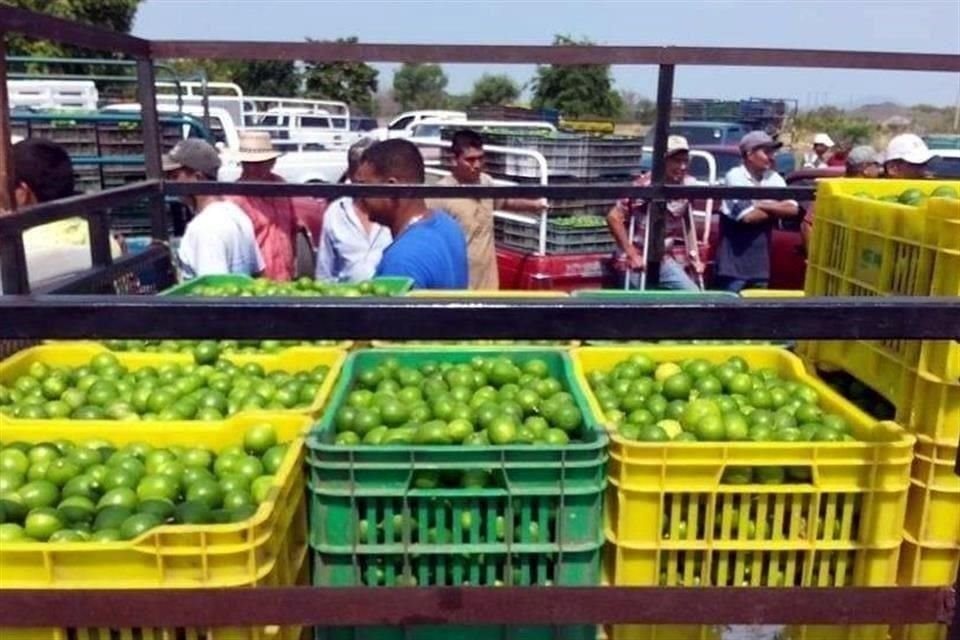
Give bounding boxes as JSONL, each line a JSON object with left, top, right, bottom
{"left": 724, "top": 165, "right": 749, "bottom": 182}
{"left": 762, "top": 170, "right": 786, "bottom": 186}
{"left": 436, "top": 174, "right": 459, "bottom": 186}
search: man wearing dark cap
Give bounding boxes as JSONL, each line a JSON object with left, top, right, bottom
{"left": 716, "top": 131, "right": 799, "bottom": 292}
{"left": 164, "top": 139, "right": 264, "bottom": 279}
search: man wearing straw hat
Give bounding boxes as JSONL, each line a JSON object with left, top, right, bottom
{"left": 228, "top": 130, "right": 325, "bottom": 280}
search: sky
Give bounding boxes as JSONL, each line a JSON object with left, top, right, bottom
{"left": 133, "top": 0, "right": 960, "bottom": 109}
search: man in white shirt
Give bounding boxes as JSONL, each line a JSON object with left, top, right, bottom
{"left": 717, "top": 131, "right": 799, "bottom": 292}
{"left": 315, "top": 138, "right": 392, "bottom": 282}
{"left": 164, "top": 139, "right": 264, "bottom": 279}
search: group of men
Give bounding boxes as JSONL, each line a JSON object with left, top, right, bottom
{"left": 4, "top": 125, "right": 942, "bottom": 294}
{"left": 606, "top": 130, "right": 940, "bottom": 293}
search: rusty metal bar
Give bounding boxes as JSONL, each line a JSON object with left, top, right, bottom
{"left": 147, "top": 40, "right": 960, "bottom": 72}
{"left": 645, "top": 64, "right": 676, "bottom": 287}
{"left": 0, "top": 33, "right": 14, "bottom": 213}
{"left": 0, "top": 586, "right": 953, "bottom": 628}
{"left": 135, "top": 58, "right": 169, "bottom": 241}
{"left": 0, "top": 5, "right": 150, "bottom": 57}
{"left": 0, "top": 181, "right": 160, "bottom": 235}
{"left": 163, "top": 181, "right": 815, "bottom": 201}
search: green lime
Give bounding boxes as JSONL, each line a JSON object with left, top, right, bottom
{"left": 119, "top": 513, "right": 162, "bottom": 540}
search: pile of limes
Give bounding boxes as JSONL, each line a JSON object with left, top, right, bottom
{"left": 188, "top": 277, "right": 397, "bottom": 298}
{"left": 101, "top": 339, "right": 341, "bottom": 361}
{"left": 0, "top": 352, "right": 328, "bottom": 421}
{"left": 586, "top": 354, "right": 863, "bottom": 445}
{"left": 852, "top": 184, "right": 958, "bottom": 206}
{"left": 332, "top": 356, "right": 585, "bottom": 447}
{"left": 0, "top": 423, "right": 287, "bottom": 542}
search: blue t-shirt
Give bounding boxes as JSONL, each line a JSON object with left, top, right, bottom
{"left": 376, "top": 210, "right": 468, "bottom": 289}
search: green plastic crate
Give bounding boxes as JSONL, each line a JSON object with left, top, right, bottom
{"left": 307, "top": 348, "right": 605, "bottom": 640}
{"left": 571, "top": 289, "right": 737, "bottom": 300}
{"left": 161, "top": 275, "right": 414, "bottom": 296}
{"left": 161, "top": 274, "right": 253, "bottom": 295}
{"left": 312, "top": 546, "right": 601, "bottom": 640}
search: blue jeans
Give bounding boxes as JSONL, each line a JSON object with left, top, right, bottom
{"left": 629, "top": 258, "right": 700, "bottom": 291}
{"left": 716, "top": 276, "right": 769, "bottom": 293}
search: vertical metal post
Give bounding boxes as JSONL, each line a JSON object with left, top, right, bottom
{"left": 645, "top": 64, "right": 676, "bottom": 287}
{"left": 0, "top": 34, "right": 16, "bottom": 214}
{"left": 0, "top": 236, "right": 29, "bottom": 294}
{"left": 87, "top": 211, "right": 113, "bottom": 268}
{"left": 137, "top": 57, "right": 169, "bottom": 241}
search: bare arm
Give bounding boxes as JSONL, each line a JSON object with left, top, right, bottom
{"left": 502, "top": 198, "right": 548, "bottom": 213}
{"left": 607, "top": 203, "right": 643, "bottom": 269}
{"left": 755, "top": 199, "right": 799, "bottom": 218}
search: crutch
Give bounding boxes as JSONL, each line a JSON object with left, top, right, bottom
{"left": 681, "top": 209, "right": 705, "bottom": 290}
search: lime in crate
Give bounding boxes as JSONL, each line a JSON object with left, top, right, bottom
{"left": 0, "top": 343, "right": 346, "bottom": 424}
{"left": 0, "top": 415, "right": 311, "bottom": 640}
{"left": 307, "top": 347, "right": 608, "bottom": 640}
{"left": 572, "top": 345, "right": 914, "bottom": 640}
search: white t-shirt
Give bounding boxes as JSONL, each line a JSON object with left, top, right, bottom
{"left": 178, "top": 200, "right": 264, "bottom": 279}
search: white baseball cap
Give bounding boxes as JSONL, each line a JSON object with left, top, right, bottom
{"left": 884, "top": 133, "right": 936, "bottom": 165}
{"left": 666, "top": 135, "right": 690, "bottom": 156}
{"left": 813, "top": 133, "right": 835, "bottom": 147}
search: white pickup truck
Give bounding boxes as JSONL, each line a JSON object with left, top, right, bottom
{"left": 367, "top": 110, "right": 467, "bottom": 141}
{"left": 101, "top": 103, "right": 348, "bottom": 184}
{"left": 155, "top": 81, "right": 361, "bottom": 151}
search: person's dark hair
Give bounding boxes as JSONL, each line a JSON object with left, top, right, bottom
{"left": 360, "top": 139, "right": 425, "bottom": 183}
{"left": 12, "top": 138, "right": 75, "bottom": 203}
{"left": 340, "top": 137, "right": 378, "bottom": 183}
{"left": 450, "top": 129, "right": 484, "bottom": 157}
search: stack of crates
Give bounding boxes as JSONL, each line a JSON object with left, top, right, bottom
{"left": 572, "top": 345, "right": 915, "bottom": 640}
{"left": 306, "top": 348, "right": 609, "bottom": 640}
{"left": 0, "top": 344, "right": 348, "bottom": 639}
{"left": 495, "top": 216, "right": 617, "bottom": 255}
{"left": 799, "top": 178, "right": 960, "bottom": 640}
{"left": 478, "top": 131, "right": 643, "bottom": 181}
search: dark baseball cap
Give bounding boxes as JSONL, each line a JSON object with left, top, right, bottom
{"left": 739, "top": 131, "right": 782, "bottom": 154}
{"left": 162, "top": 139, "right": 221, "bottom": 176}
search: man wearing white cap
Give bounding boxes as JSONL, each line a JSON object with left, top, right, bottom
{"left": 164, "top": 139, "right": 264, "bottom": 280}
{"left": 803, "top": 133, "right": 834, "bottom": 169}
{"left": 606, "top": 135, "right": 704, "bottom": 291}
{"left": 883, "top": 133, "right": 936, "bottom": 179}
{"left": 716, "top": 131, "right": 799, "bottom": 293}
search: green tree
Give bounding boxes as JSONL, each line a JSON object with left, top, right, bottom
{"left": 231, "top": 61, "right": 300, "bottom": 97}
{"left": 531, "top": 35, "right": 622, "bottom": 119}
{"left": 469, "top": 74, "right": 520, "bottom": 108}
{"left": 392, "top": 63, "right": 448, "bottom": 111}
{"left": 302, "top": 37, "right": 379, "bottom": 115}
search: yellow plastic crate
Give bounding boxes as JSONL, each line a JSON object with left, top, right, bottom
{"left": 573, "top": 345, "right": 914, "bottom": 640}
{"left": 0, "top": 343, "right": 346, "bottom": 422}
{"left": 804, "top": 181, "right": 960, "bottom": 390}
{"left": 800, "top": 340, "right": 959, "bottom": 443}
{"left": 891, "top": 535, "right": 960, "bottom": 640}
{"left": 0, "top": 413, "right": 310, "bottom": 589}
{"left": 905, "top": 437, "right": 960, "bottom": 546}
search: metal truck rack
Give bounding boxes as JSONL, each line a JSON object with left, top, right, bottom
{"left": 0, "top": 5, "right": 958, "bottom": 635}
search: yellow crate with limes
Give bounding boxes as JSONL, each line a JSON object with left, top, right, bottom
{"left": 571, "top": 345, "right": 914, "bottom": 640}
{"left": 0, "top": 343, "right": 346, "bottom": 424}
{"left": 801, "top": 180, "right": 960, "bottom": 426}
{"left": 0, "top": 414, "right": 310, "bottom": 639}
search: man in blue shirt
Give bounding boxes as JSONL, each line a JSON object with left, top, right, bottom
{"left": 355, "top": 139, "right": 468, "bottom": 289}
{"left": 717, "top": 131, "right": 799, "bottom": 293}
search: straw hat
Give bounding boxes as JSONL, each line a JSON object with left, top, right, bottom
{"left": 234, "top": 130, "right": 283, "bottom": 163}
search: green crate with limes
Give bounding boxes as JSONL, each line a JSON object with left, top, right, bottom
{"left": 306, "top": 348, "right": 606, "bottom": 640}
{"left": 161, "top": 275, "right": 413, "bottom": 297}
